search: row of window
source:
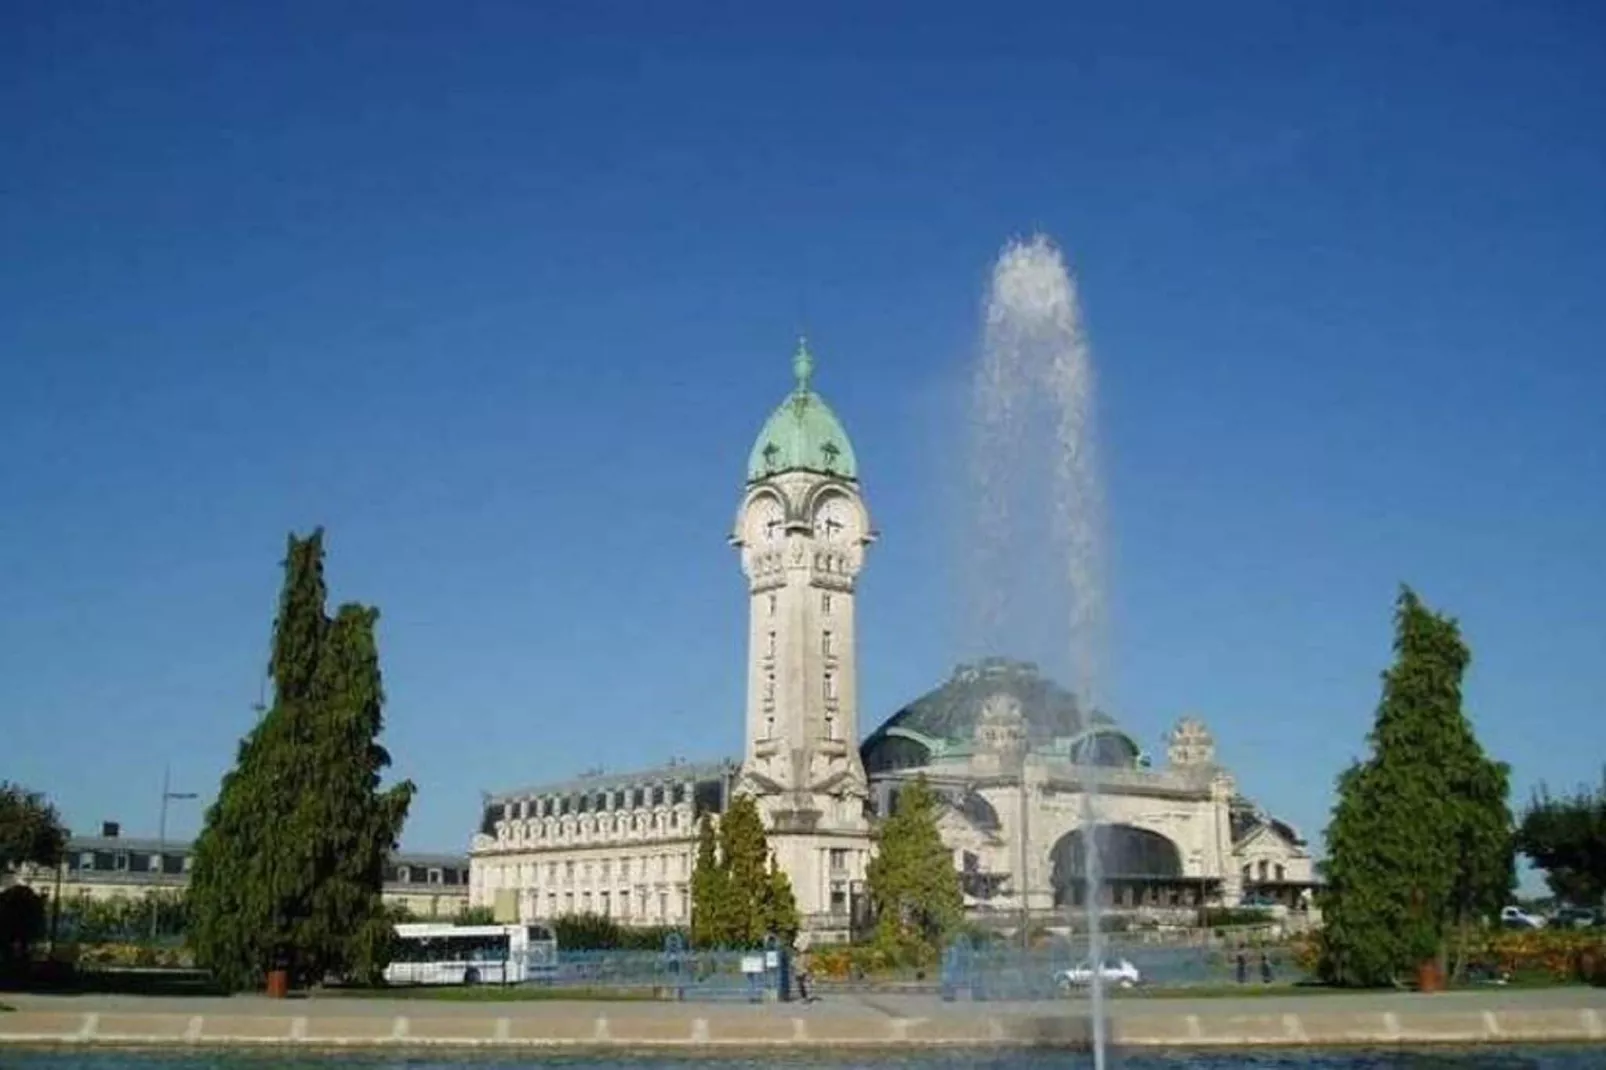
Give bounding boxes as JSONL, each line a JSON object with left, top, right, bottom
{"left": 526, "top": 885, "right": 687, "bottom": 922}
{"left": 762, "top": 630, "right": 837, "bottom": 657}
{"left": 382, "top": 864, "right": 468, "bottom": 886}
{"left": 486, "top": 852, "right": 689, "bottom": 889}
{"left": 495, "top": 806, "right": 690, "bottom": 845}
{"left": 64, "top": 849, "right": 464, "bottom": 887}
{"left": 765, "top": 591, "right": 836, "bottom": 616}
{"left": 1242, "top": 860, "right": 1288, "bottom": 882}
{"left": 498, "top": 782, "right": 692, "bottom": 822}
{"left": 69, "top": 850, "right": 188, "bottom": 876}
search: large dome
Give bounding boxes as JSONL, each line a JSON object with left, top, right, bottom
{"left": 861, "top": 658, "right": 1140, "bottom": 775}
{"left": 746, "top": 339, "right": 859, "bottom": 483}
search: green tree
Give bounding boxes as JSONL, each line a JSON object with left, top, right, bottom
{"left": 1447, "top": 753, "right": 1514, "bottom": 979}
{"left": 0, "top": 886, "right": 46, "bottom": 967}
{"left": 865, "top": 776, "right": 962, "bottom": 964}
{"left": 454, "top": 905, "right": 497, "bottom": 925}
{"left": 298, "top": 602, "right": 414, "bottom": 984}
{"left": 763, "top": 852, "right": 800, "bottom": 947}
{"left": 690, "top": 795, "right": 799, "bottom": 949}
{"left": 189, "top": 529, "right": 414, "bottom": 990}
{"left": 689, "top": 813, "right": 727, "bottom": 949}
{"left": 1318, "top": 586, "right": 1511, "bottom": 987}
{"left": 716, "top": 794, "right": 775, "bottom": 948}
{"left": 0, "top": 782, "right": 66, "bottom": 874}
{"left": 1517, "top": 769, "right": 1606, "bottom": 907}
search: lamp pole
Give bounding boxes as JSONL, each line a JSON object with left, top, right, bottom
{"left": 150, "top": 765, "right": 198, "bottom": 941}
{"left": 1017, "top": 747, "right": 1030, "bottom": 953}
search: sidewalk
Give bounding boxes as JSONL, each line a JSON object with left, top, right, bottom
{"left": 3, "top": 986, "right": 1603, "bottom": 1049}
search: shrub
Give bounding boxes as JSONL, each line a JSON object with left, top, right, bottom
{"left": 1200, "top": 907, "right": 1275, "bottom": 930}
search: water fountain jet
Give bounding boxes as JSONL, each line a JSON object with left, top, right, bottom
{"left": 969, "top": 233, "right": 1108, "bottom": 1068}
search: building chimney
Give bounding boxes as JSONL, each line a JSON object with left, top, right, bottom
{"left": 101, "top": 821, "right": 120, "bottom": 838}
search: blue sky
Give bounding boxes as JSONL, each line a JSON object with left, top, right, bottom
{"left": 4, "top": 2, "right": 1603, "bottom": 877}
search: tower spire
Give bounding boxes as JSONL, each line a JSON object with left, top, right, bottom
{"left": 792, "top": 335, "right": 814, "bottom": 393}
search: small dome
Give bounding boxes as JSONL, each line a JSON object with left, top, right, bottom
{"left": 746, "top": 339, "right": 859, "bottom": 483}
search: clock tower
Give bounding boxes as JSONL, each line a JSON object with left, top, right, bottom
{"left": 731, "top": 339, "right": 874, "bottom": 932}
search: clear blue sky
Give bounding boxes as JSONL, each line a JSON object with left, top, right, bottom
{"left": 4, "top": 2, "right": 1603, "bottom": 873}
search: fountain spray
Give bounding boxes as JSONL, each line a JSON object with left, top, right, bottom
{"left": 973, "top": 234, "right": 1108, "bottom": 1068}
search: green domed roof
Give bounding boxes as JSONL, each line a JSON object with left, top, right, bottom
{"left": 860, "top": 658, "right": 1140, "bottom": 776}
{"left": 868, "top": 658, "right": 1089, "bottom": 747}
{"left": 746, "top": 339, "right": 859, "bottom": 483}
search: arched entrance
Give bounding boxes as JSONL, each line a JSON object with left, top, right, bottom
{"left": 1051, "top": 825, "right": 1187, "bottom": 909}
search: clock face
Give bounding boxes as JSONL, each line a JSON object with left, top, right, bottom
{"left": 747, "top": 496, "right": 784, "bottom": 544}
{"left": 813, "top": 496, "right": 854, "bottom": 542}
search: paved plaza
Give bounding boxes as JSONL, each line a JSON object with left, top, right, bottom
{"left": 2, "top": 985, "right": 1603, "bottom": 1050}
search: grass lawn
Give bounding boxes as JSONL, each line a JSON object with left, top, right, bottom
{"left": 1125, "top": 983, "right": 1346, "bottom": 999}
{"left": 323, "top": 985, "right": 661, "bottom": 1002}
{"left": 1126, "top": 977, "right": 1583, "bottom": 999}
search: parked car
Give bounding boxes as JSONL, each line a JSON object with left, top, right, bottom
{"left": 1550, "top": 906, "right": 1601, "bottom": 929}
{"left": 1056, "top": 958, "right": 1142, "bottom": 990}
{"left": 1500, "top": 905, "right": 1546, "bottom": 930}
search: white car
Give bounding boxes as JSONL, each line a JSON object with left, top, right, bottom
{"left": 1056, "top": 958, "right": 1142, "bottom": 990}
{"left": 1500, "top": 906, "right": 1546, "bottom": 930}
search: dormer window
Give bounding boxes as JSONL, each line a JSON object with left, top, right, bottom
{"left": 821, "top": 441, "right": 839, "bottom": 469}
{"left": 762, "top": 443, "right": 780, "bottom": 469}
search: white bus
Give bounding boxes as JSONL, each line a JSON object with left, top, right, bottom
{"left": 384, "top": 922, "right": 558, "bottom": 986}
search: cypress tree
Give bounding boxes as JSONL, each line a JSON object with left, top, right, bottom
{"left": 762, "top": 852, "right": 800, "bottom": 947}
{"left": 298, "top": 604, "right": 413, "bottom": 983}
{"left": 717, "top": 794, "right": 774, "bottom": 948}
{"left": 1319, "top": 586, "right": 1511, "bottom": 987}
{"left": 189, "top": 530, "right": 414, "bottom": 990}
{"left": 865, "top": 776, "right": 962, "bottom": 963}
{"left": 689, "top": 813, "right": 727, "bottom": 949}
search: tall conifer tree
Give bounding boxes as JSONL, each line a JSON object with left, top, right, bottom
{"left": 689, "top": 813, "right": 727, "bottom": 949}
{"left": 1319, "top": 586, "right": 1511, "bottom": 986}
{"left": 717, "top": 794, "right": 777, "bottom": 948}
{"left": 190, "top": 530, "right": 414, "bottom": 989}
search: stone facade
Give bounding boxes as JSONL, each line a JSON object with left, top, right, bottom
{"left": 861, "top": 663, "right": 1317, "bottom": 917}
{"left": 468, "top": 761, "right": 737, "bottom": 927}
{"left": 468, "top": 340, "right": 1316, "bottom": 940}
{"left": 731, "top": 469, "right": 875, "bottom": 933}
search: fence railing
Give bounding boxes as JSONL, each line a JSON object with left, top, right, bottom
{"left": 938, "top": 937, "right": 1310, "bottom": 1001}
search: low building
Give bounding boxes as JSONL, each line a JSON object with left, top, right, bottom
{"left": 470, "top": 760, "right": 737, "bottom": 926}
{"left": 7, "top": 823, "right": 471, "bottom": 920}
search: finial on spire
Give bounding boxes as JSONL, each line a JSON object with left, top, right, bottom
{"left": 792, "top": 335, "right": 814, "bottom": 392}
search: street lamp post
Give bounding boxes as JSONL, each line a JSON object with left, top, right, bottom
{"left": 1017, "top": 751, "right": 1030, "bottom": 953}
{"left": 150, "top": 765, "right": 198, "bottom": 942}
